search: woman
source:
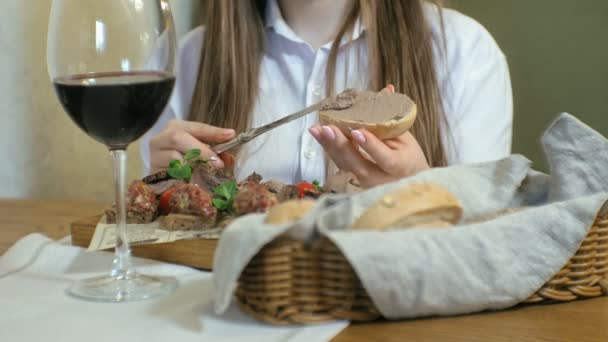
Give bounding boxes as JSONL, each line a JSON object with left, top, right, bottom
{"left": 142, "top": 0, "right": 512, "bottom": 189}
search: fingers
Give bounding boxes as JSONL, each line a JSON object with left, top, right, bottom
{"left": 382, "top": 84, "right": 395, "bottom": 93}
{"left": 357, "top": 169, "right": 403, "bottom": 189}
{"left": 309, "top": 124, "right": 428, "bottom": 188}
{"left": 150, "top": 150, "right": 183, "bottom": 174}
{"left": 149, "top": 122, "right": 226, "bottom": 168}
{"left": 384, "top": 131, "right": 415, "bottom": 149}
{"left": 309, "top": 125, "right": 378, "bottom": 180}
{"left": 149, "top": 128, "right": 207, "bottom": 154}
{"left": 384, "top": 139, "right": 405, "bottom": 150}
{"left": 166, "top": 119, "right": 235, "bottom": 144}
{"left": 350, "top": 129, "right": 402, "bottom": 174}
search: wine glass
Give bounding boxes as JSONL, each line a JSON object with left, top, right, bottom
{"left": 47, "top": 0, "right": 178, "bottom": 302}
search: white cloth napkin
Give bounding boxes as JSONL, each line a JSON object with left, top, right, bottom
{"left": 0, "top": 234, "right": 347, "bottom": 342}
{"left": 213, "top": 113, "right": 608, "bottom": 319}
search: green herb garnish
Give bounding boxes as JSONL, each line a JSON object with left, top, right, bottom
{"left": 212, "top": 180, "right": 238, "bottom": 213}
{"left": 312, "top": 180, "right": 323, "bottom": 192}
{"left": 183, "top": 149, "right": 201, "bottom": 161}
{"left": 167, "top": 149, "right": 207, "bottom": 182}
{"left": 167, "top": 160, "right": 193, "bottom": 181}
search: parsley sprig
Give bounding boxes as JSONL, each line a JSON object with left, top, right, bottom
{"left": 212, "top": 181, "right": 238, "bottom": 213}
{"left": 167, "top": 149, "right": 238, "bottom": 213}
{"left": 312, "top": 180, "right": 323, "bottom": 192}
{"left": 167, "top": 149, "right": 207, "bottom": 182}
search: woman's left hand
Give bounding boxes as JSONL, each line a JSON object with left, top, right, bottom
{"left": 308, "top": 85, "right": 430, "bottom": 189}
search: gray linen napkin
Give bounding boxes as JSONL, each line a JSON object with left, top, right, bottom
{"left": 213, "top": 113, "right": 608, "bottom": 320}
{"left": 320, "top": 194, "right": 606, "bottom": 318}
{"left": 542, "top": 114, "right": 608, "bottom": 201}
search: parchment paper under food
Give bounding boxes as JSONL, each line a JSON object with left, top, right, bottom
{"left": 87, "top": 216, "right": 222, "bottom": 251}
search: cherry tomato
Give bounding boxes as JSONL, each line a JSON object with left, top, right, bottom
{"left": 219, "top": 152, "right": 236, "bottom": 169}
{"left": 296, "top": 182, "right": 316, "bottom": 199}
{"left": 158, "top": 188, "right": 174, "bottom": 215}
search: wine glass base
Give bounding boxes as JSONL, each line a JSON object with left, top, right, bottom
{"left": 66, "top": 272, "right": 178, "bottom": 303}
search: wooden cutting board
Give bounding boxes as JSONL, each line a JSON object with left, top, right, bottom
{"left": 70, "top": 215, "right": 217, "bottom": 270}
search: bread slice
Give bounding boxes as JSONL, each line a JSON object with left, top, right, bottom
{"left": 105, "top": 208, "right": 156, "bottom": 224}
{"left": 351, "top": 183, "right": 462, "bottom": 230}
{"left": 162, "top": 213, "right": 216, "bottom": 231}
{"left": 265, "top": 200, "right": 316, "bottom": 225}
{"left": 319, "top": 89, "right": 417, "bottom": 140}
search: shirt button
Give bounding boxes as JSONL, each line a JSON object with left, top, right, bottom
{"left": 304, "top": 148, "right": 317, "bottom": 160}
{"left": 312, "top": 84, "right": 322, "bottom": 96}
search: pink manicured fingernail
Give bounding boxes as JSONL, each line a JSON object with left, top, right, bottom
{"left": 309, "top": 127, "right": 321, "bottom": 139}
{"left": 321, "top": 126, "right": 336, "bottom": 140}
{"left": 351, "top": 130, "right": 366, "bottom": 144}
{"left": 212, "top": 160, "right": 225, "bottom": 168}
{"left": 223, "top": 129, "right": 235, "bottom": 137}
{"left": 208, "top": 156, "right": 224, "bottom": 168}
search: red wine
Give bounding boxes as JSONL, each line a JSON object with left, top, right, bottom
{"left": 53, "top": 71, "right": 175, "bottom": 149}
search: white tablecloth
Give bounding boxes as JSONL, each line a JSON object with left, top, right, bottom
{"left": 0, "top": 234, "right": 347, "bottom": 342}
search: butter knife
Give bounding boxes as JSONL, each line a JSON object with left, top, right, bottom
{"left": 211, "top": 88, "right": 357, "bottom": 154}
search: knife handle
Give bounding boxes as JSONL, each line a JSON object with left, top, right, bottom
{"left": 211, "top": 130, "right": 256, "bottom": 154}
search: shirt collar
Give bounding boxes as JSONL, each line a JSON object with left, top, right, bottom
{"left": 264, "top": 0, "right": 366, "bottom": 50}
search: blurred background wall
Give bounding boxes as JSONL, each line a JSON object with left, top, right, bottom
{"left": 0, "top": 0, "right": 606, "bottom": 202}
{"left": 0, "top": 0, "right": 200, "bottom": 200}
{"left": 450, "top": 0, "right": 608, "bottom": 171}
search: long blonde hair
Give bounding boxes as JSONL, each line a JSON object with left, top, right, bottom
{"left": 190, "top": 0, "right": 448, "bottom": 167}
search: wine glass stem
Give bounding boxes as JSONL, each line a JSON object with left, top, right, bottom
{"left": 110, "top": 149, "right": 132, "bottom": 277}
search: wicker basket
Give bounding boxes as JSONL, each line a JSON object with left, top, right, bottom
{"left": 235, "top": 214, "right": 608, "bottom": 325}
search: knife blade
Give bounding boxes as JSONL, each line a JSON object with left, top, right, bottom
{"left": 210, "top": 88, "right": 357, "bottom": 155}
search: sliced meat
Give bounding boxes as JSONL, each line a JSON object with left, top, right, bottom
{"left": 264, "top": 180, "right": 311, "bottom": 202}
{"left": 149, "top": 179, "right": 179, "bottom": 196}
{"left": 142, "top": 171, "right": 170, "bottom": 184}
{"left": 245, "top": 172, "right": 262, "bottom": 184}
{"left": 263, "top": 179, "right": 287, "bottom": 194}
{"left": 234, "top": 183, "right": 278, "bottom": 215}
{"left": 278, "top": 185, "right": 300, "bottom": 201}
{"left": 190, "top": 162, "right": 234, "bottom": 192}
{"left": 238, "top": 172, "right": 263, "bottom": 188}
{"left": 302, "top": 188, "right": 322, "bottom": 199}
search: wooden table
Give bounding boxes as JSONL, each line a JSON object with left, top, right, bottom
{"left": 1, "top": 199, "right": 607, "bottom": 342}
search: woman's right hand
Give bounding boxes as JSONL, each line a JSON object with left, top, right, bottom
{"left": 148, "top": 119, "right": 236, "bottom": 173}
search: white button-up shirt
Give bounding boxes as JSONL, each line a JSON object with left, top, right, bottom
{"left": 141, "top": 0, "right": 513, "bottom": 185}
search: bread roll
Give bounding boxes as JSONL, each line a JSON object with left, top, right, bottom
{"left": 351, "top": 183, "right": 462, "bottom": 230}
{"left": 264, "top": 200, "right": 316, "bottom": 225}
{"left": 319, "top": 89, "right": 417, "bottom": 140}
